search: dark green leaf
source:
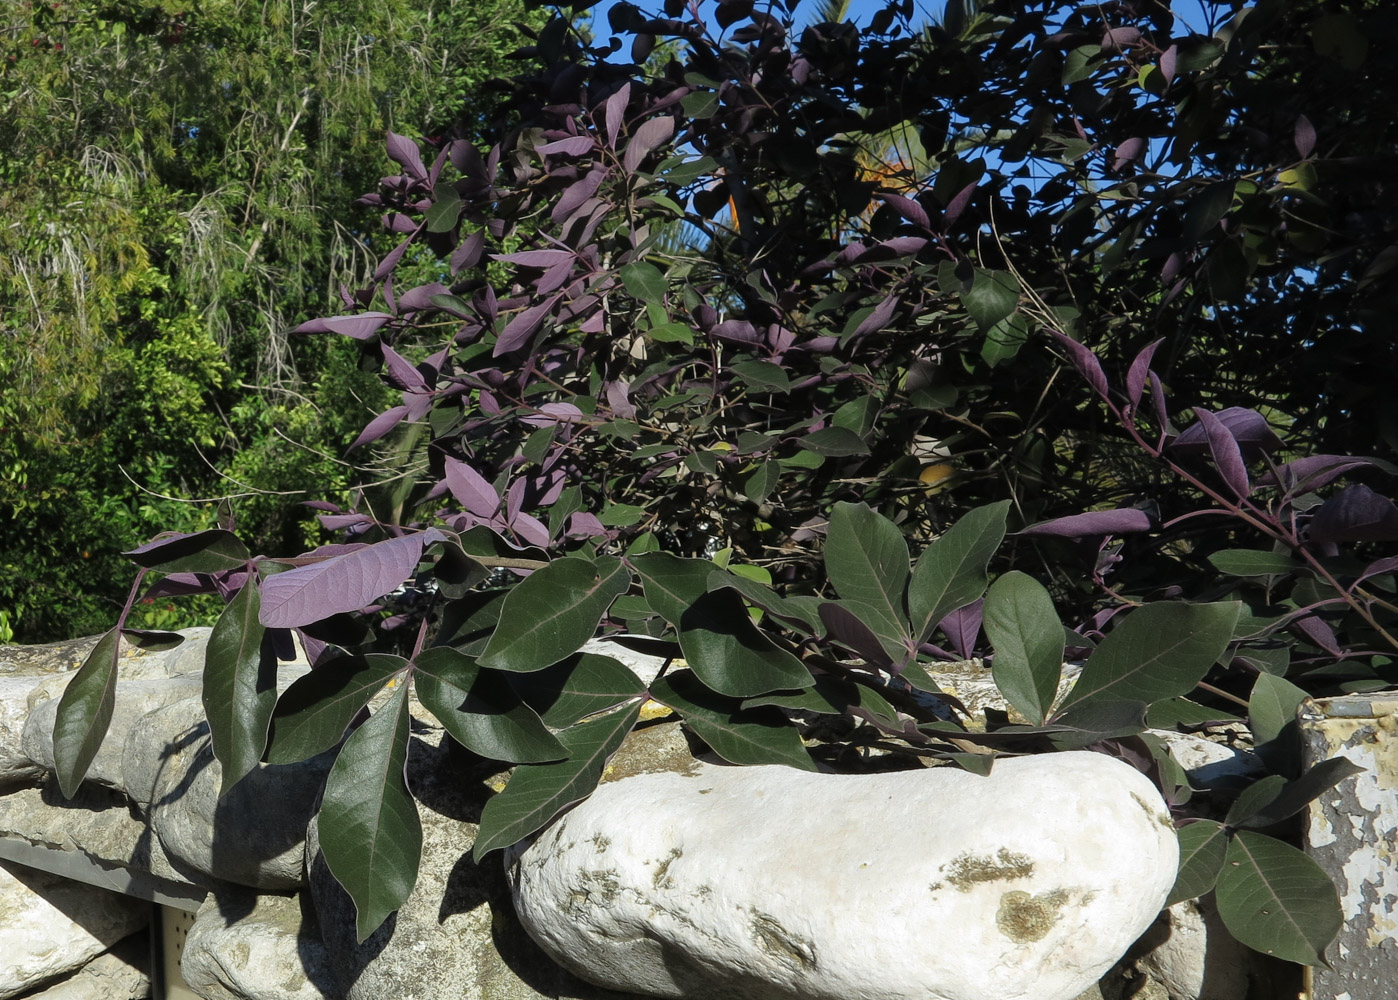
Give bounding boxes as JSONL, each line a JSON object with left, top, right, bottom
{"left": 678, "top": 590, "right": 811, "bottom": 697}
{"left": 318, "top": 682, "right": 420, "bottom": 943}
{"left": 1216, "top": 830, "right": 1341, "bottom": 966}
{"left": 963, "top": 268, "right": 1018, "bottom": 330}
{"left": 204, "top": 582, "right": 279, "bottom": 795}
{"left": 412, "top": 647, "right": 567, "bottom": 763}
{"left": 980, "top": 314, "right": 1029, "bottom": 367}
{"left": 1235, "top": 757, "right": 1365, "bottom": 830}
{"left": 799, "top": 427, "right": 870, "bottom": 456}
{"left": 265, "top": 654, "right": 405, "bottom": 764}
{"left": 743, "top": 674, "right": 900, "bottom": 730}
{"left": 619, "top": 261, "right": 667, "bottom": 300}
{"left": 1046, "top": 700, "right": 1148, "bottom": 746}
{"left": 630, "top": 552, "right": 713, "bottom": 626}
{"left": 706, "top": 571, "right": 822, "bottom": 632}
{"left": 825, "top": 502, "right": 911, "bottom": 652}
{"left": 730, "top": 359, "right": 791, "bottom": 393}
{"left": 651, "top": 671, "right": 815, "bottom": 770}
{"left": 119, "top": 629, "right": 186, "bottom": 651}
{"left": 1225, "top": 774, "right": 1287, "bottom": 828}
{"left": 984, "top": 571, "right": 1063, "bottom": 725}
{"left": 506, "top": 652, "right": 648, "bottom": 728}
{"left": 908, "top": 501, "right": 1010, "bottom": 644}
{"left": 433, "top": 591, "right": 508, "bottom": 656}
{"left": 473, "top": 702, "right": 642, "bottom": 860}
{"left": 53, "top": 627, "right": 121, "bottom": 798}
{"left": 480, "top": 557, "right": 629, "bottom": 672}
{"left": 1184, "top": 182, "right": 1236, "bottom": 243}
{"left": 1248, "top": 672, "right": 1309, "bottom": 744}
{"left": 1147, "top": 696, "right": 1240, "bottom": 728}
{"left": 425, "top": 182, "right": 463, "bottom": 232}
{"left": 1167, "top": 820, "right": 1228, "bottom": 906}
{"left": 744, "top": 461, "right": 778, "bottom": 504}
{"left": 1057, "top": 602, "right": 1240, "bottom": 714}
{"left": 125, "top": 529, "right": 250, "bottom": 574}
{"left": 1209, "top": 549, "right": 1299, "bottom": 577}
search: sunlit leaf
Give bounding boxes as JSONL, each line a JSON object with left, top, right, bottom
{"left": 480, "top": 557, "right": 629, "bottom": 672}
{"left": 412, "top": 647, "right": 566, "bottom": 763}
{"left": 908, "top": 501, "right": 1010, "bottom": 644}
{"left": 506, "top": 652, "right": 648, "bottom": 728}
{"left": 1216, "top": 830, "right": 1341, "bottom": 966}
{"left": 124, "top": 529, "right": 250, "bottom": 574}
{"left": 204, "top": 582, "right": 279, "bottom": 794}
{"left": 650, "top": 671, "right": 816, "bottom": 771}
{"left": 265, "top": 654, "right": 405, "bottom": 764}
{"left": 630, "top": 552, "right": 713, "bottom": 626}
{"left": 1167, "top": 820, "right": 1228, "bottom": 906}
{"left": 984, "top": 571, "right": 1063, "bottom": 725}
{"left": 678, "top": 590, "right": 811, "bottom": 697}
{"left": 52, "top": 627, "right": 121, "bottom": 797}
{"left": 825, "top": 502, "right": 910, "bottom": 653}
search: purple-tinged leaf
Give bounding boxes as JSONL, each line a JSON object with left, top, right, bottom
{"left": 566, "top": 512, "right": 608, "bottom": 538}
{"left": 384, "top": 212, "right": 417, "bottom": 234}
{"left": 294, "top": 313, "right": 394, "bottom": 340}
{"left": 395, "top": 283, "right": 448, "bottom": 314}
{"left": 818, "top": 601, "right": 895, "bottom": 669}
{"left": 1162, "top": 251, "right": 1186, "bottom": 284}
{"left": 258, "top": 530, "right": 444, "bottom": 628}
{"left": 606, "top": 379, "right": 637, "bottom": 419}
{"left": 1294, "top": 114, "right": 1316, "bottom": 159}
{"left": 495, "top": 294, "right": 562, "bottom": 356}
{"left": 710, "top": 319, "right": 760, "bottom": 344}
{"left": 143, "top": 573, "right": 218, "bottom": 599}
{"left": 854, "top": 237, "right": 927, "bottom": 262}
{"left": 380, "top": 346, "right": 428, "bottom": 392}
{"left": 1291, "top": 615, "right": 1342, "bottom": 657}
{"left": 944, "top": 181, "right": 977, "bottom": 225}
{"left": 385, "top": 131, "right": 427, "bottom": 181}
{"left": 1159, "top": 44, "right": 1178, "bottom": 83}
{"left": 494, "top": 249, "right": 575, "bottom": 268}
{"left": 1050, "top": 332, "right": 1109, "bottom": 398}
{"left": 1126, "top": 339, "right": 1163, "bottom": 412}
{"left": 1260, "top": 455, "right": 1378, "bottom": 493}
{"left": 536, "top": 260, "right": 575, "bottom": 296}
{"left": 1189, "top": 407, "right": 1251, "bottom": 499}
{"left": 602, "top": 83, "right": 631, "bottom": 150}
{"left": 1112, "top": 137, "right": 1146, "bottom": 172}
{"left": 1354, "top": 555, "right": 1398, "bottom": 589}
{"left": 449, "top": 139, "right": 486, "bottom": 180}
{"left": 1149, "top": 371, "right": 1170, "bottom": 432}
{"left": 852, "top": 294, "right": 899, "bottom": 340}
{"left": 1101, "top": 26, "right": 1141, "bottom": 48}
{"left": 553, "top": 168, "right": 607, "bottom": 224}
{"left": 511, "top": 511, "right": 551, "bottom": 548}
{"left": 373, "top": 239, "right": 412, "bottom": 281}
{"left": 538, "top": 136, "right": 596, "bottom": 157}
{"left": 348, "top": 405, "right": 409, "bottom": 451}
{"left": 1309, "top": 484, "right": 1398, "bottom": 547}
{"left": 1174, "top": 406, "right": 1282, "bottom": 461}
{"left": 522, "top": 402, "right": 585, "bottom": 428}
{"left": 451, "top": 231, "right": 486, "bottom": 274}
{"left": 125, "top": 529, "right": 249, "bottom": 573}
{"left": 874, "top": 192, "right": 929, "bottom": 229}
{"left": 318, "top": 513, "right": 376, "bottom": 532}
{"left": 1018, "top": 509, "right": 1152, "bottom": 538}
{"left": 938, "top": 599, "right": 983, "bottom": 660}
{"left": 623, "top": 117, "right": 676, "bottom": 173}
{"left": 443, "top": 457, "right": 500, "bottom": 518}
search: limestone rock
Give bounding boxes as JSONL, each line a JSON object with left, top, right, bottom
{"left": 510, "top": 751, "right": 1178, "bottom": 1000}
{"left": 1, "top": 676, "right": 50, "bottom": 787}
{"left": 182, "top": 889, "right": 335, "bottom": 1000}
{"left": 0, "top": 860, "right": 148, "bottom": 999}
{"left": 307, "top": 726, "right": 648, "bottom": 1000}
{"left": 20, "top": 932, "right": 150, "bottom": 1000}
{"left": 1150, "top": 730, "right": 1263, "bottom": 792}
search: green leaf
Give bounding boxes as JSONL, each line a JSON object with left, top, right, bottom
{"left": 651, "top": 671, "right": 815, "bottom": 771}
{"left": 1147, "top": 696, "right": 1240, "bottom": 728}
{"left": 52, "top": 627, "right": 121, "bottom": 798}
{"left": 119, "top": 629, "right": 186, "bottom": 651}
{"left": 425, "top": 182, "right": 463, "bottom": 232}
{"left": 619, "top": 261, "right": 667, "bottom": 301}
{"left": 506, "top": 652, "right": 648, "bottom": 728}
{"left": 744, "top": 461, "right": 779, "bottom": 504}
{"left": 730, "top": 359, "right": 791, "bottom": 393}
{"left": 1167, "top": 820, "right": 1228, "bottom": 906}
{"left": 265, "top": 654, "right": 405, "bottom": 764}
{"left": 646, "top": 322, "right": 695, "bottom": 345}
{"left": 1056, "top": 602, "right": 1240, "bottom": 714}
{"left": 125, "top": 529, "right": 250, "bottom": 574}
{"left": 433, "top": 591, "right": 508, "bottom": 656}
{"left": 1216, "top": 830, "right": 1341, "bottom": 966}
{"left": 204, "top": 582, "right": 279, "bottom": 795}
{"left": 473, "top": 702, "right": 642, "bottom": 860}
{"left": 412, "top": 647, "right": 567, "bottom": 763}
{"left": 744, "top": 675, "right": 901, "bottom": 730}
{"left": 630, "top": 552, "right": 713, "bottom": 626}
{"left": 799, "top": 427, "right": 870, "bottom": 456}
{"left": 981, "top": 314, "right": 1029, "bottom": 367}
{"left": 479, "top": 557, "right": 629, "bottom": 672}
{"left": 825, "top": 502, "right": 911, "bottom": 653}
{"left": 908, "top": 501, "right": 1010, "bottom": 644}
{"left": 678, "top": 590, "right": 811, "bottom": 697}
{"left": 963, "top": 268, "right": 1019, "bottom": 330}
{"left": 1184, "top": 182, "right": 1236, "bottom": 243}
{"left": 707, "top": 570, "right": 822, "bottom": 632}
{"left": 1248, "top": 672, "right": 1310, "bottom": 744}
{"left": 1225, "top": 774, "right": 1287, "bottom": 828}
{"left": 1209, "top": 549, "right": 1300, "bottom": 577}
{"left": 1234, "top": 757, "right": 1366, "bottom": 830}
{"left": 317, "top": 681, "right": 420, "bottom": 943}
{"left": 984, "top": 571, "right": 1063, "bottom": 725}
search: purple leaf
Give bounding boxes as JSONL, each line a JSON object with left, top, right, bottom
{"left": 1309, "top": 484, "right": 1398, "bottom": 547}
{"left": 937, "top": 599, "right": 984, "bottom": 660}
{"left": 1260, "top": 455, "right": 1377, "bottom": 492}
{"left": 510, "top": 511, "right": 551, "bottom": 548}
{"left": 143, "top": 573, "right": 218, "bottom": 599}
{"left": 1111, "top": 137, "right": 1146, "bottom": 173}
{"left": 606, "top": 379, "right": 637, "bottom": 419}
{"left": 1187, "top": 407, "right": 1251, "bottom": 499}
{"left": 1149, "top": 371, "right": 1170, "bottom": 432}
{"left": 623, "top": 117, "right": 676, "bottom": 173}
{"left": 259, "top": 530, "right": 443, "bottom": 628}
{"left": 495, "top": 294, "right": 562, "bottom": 355}
{"left": 710, "top": 319, "right": 760, "bottom": 344}
{"left": 944, "top": 181, "right": 977, "bottom": 224}
{"left": 1355, "top": 555, "right": 1398, "bottom": 588}
{"left": 1049, "top": 332, "right": 1109, "bottom": 398}
{"left": 874, "top": 192, "right": 930, "bottom": 228}
{"left": 380, "top": 346, "right": 428, "bottom": 392}
{"left": 1291, "top": 615, "right": 1342, "bottom": 656}
{"left": 395, "top": 283, "right": 448, "bottom": 314}
{"left": 818, "top": 602, "right": 895, "bottom": 669}
{"left": 537, "top": 136, "right": 596, "bottom": 157}
{"left": 1172, "top": 406, "right": 1282, "bottom": 461}
{"left": 493, "top": 249, "right": 575, "bottom": 268}
{"left": 1125, "top": 339, "right": 1163, "bottom": 413}
{"left": 1101, "top": 26, "right": 1141, "bottom": 48}
{"left": 451, "top": 231, "right": 486, "bottom": 274}
{"left": 385, "top": 131, "right": 427, "bottom": 181}
{"left": 348, "top": 405, "right": 410, "bottom": 451}
{"left": 294, "top": 312, "right": 394, "bottom": 340}
{"left": 521, "top": 402, "right": 585, "bottom": 427}
{"left": 852, "top": 293, "right": 899, "bottom": 340}
{"left": 553, "top": 168, "right": 607, "bottom": 224}
{"left": 566, "top": 512, "right": 608, "bottom": 538}
{"left": 1017, "top": 509, "right": 1153, "bottom": 539}
{"left": 1159, "top": 44, "right": 1177, "bottom": 83}
{"left": 443, "top": 457, "right": 500, "bottom": 518}
{"left": 449, "top": 140, "right": 486, "bottom": 180}
{"left": 602, "top": 83, "right": 631, "bottom": 150}
{"left": 1294, "top": 114, "right": 1316, "bottom": 159}
{"left": 318, "top": 513, "right": 376, "bottom": 532}
{"left": 373, "top": 238, "right": 412, "bottom": 281}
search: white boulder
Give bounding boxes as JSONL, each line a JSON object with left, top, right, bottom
{"left": 510, "top": 751, "right": 1178, "bottom": 1000}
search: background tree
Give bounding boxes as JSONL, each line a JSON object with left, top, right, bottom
{"left": 0, "top": 0, "right": 544, "bottom": 641}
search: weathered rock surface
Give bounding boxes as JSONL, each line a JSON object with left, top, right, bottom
{"left": 0, "top": 676, "right": 50, "bottom": 786}
{"left": 511, "top": 751, "right": 1178, "bottom": 1000}
{"left": 182, "top": 889, "right": 335, "bottom": 1000}
{"left": 0, "top": 860, "right": 149, "bottom": 999}
{"left": 20, "top": 932, "right": 150, "bottom": 1000}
